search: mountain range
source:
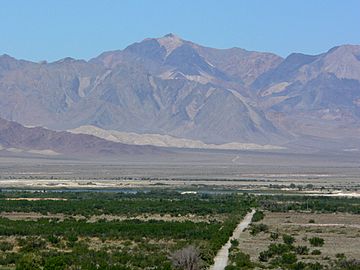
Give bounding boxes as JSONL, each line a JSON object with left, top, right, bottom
{"left": 0, "top": 34, "right": 359, "bottom": 154}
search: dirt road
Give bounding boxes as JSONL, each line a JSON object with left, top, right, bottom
{"left": 209, "top": 209, "right": 255, "bottom": 270}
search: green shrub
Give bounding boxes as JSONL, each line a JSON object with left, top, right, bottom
{"left": 249, "top": 223, "right": 269, "bottom": 236}
{"left": 232, "top": 251, "right": 254, "bottom": 268}
{"left": 308, "top": 219, "right": 315, "bottom": 223}
{"left": 307, "top": 262, "right": 323, "bottom": 270}
{"left": 270, "top": 232, "right": 279, "bottom": 241}
{"left": 0, "top": 252, "right": 20, "bottom": 265}
{"left": 225, "top": 266, "right": 238, "bottom": 270}
{"left": 336, "top": 253, "right": 346, "bottom": 260}
{"left": 309, "top": 237, "right": 324, "bottom": 247}
{"left": 251, "top": 210, "right": 265, "bottom": 222}
{"left": 47, "top": 235, "right": 60, "bottom": 245}
{"left": 268, "top": 243, "right": 291, "bottom": 255}
{"left": 259, "top": 250, "right": 272, "bottom": 262}
{"left": 311, "top": 249, "right": 321, "bottom": 255}
{"left": 336, "top": 258, "right": 360, "bottom": 270}
{"left": 44, "top": 256, "right": 67, "bottom": 270}
{"left": 294, "top": 245, "right": 309, "bottom": 255}
{"left": 16, "top": 253, "right": 42, "bottom": 270}
{"left": 293, "top": 261, "right": 307, "bottom": 270}
{"left": 0, "top": 241, "right": 14, "bottom": 252}
{"left": 281, "top": 252, "right": 297, "bottom": 265}
{"left": 230, "top": 239, "right": 239, "bottom": 247}
{"left": 67, "top": 234, "right": 78, "bottom": 243}
{"left": 282, "top": 234, "right": 295, "bottom": 245}
{"left": 19, "top": 237, "right": 46, "bottom": 252}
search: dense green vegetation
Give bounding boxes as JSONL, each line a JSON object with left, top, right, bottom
{"left": 0, "top": 191, "right": 253, "bottom": 269}
{"left": 0, "top": 191, "right": 359, "bottom": 269}
{"left": 259, "top": 195, "right": 360, "bottom": 214}
{"left": 0, "top": 191, "right": 255, "bottom": 216}
{"left": 0, "top": 218, "right": 219, "bottom": 239}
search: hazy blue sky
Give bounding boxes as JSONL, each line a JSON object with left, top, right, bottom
{"left": 1, "top": 0, "right": 359, "bottom": 62}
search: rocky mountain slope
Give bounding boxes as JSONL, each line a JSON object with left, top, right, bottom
{"left": 253, "top": 45, "right": 360, "bottom": 140}
{"left": 0, "top": 34, "right": 359, "bottom": 150}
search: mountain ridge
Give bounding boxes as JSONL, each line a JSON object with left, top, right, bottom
{"left": 0, "top": 34, "right": 359, "bottom": 150}
{"left": 0, "top": 117, "right": 164, "bottom": 157}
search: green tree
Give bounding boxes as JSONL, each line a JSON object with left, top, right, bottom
{"left": 281, "top": 252, "right": 297, "bottom": 265}
{"left": 16, "top": 253, "right": 42, "bottom": 270}
{"left": 232, "top": 251, "right": 253, "bottom": 268}
{"left": 44, "top": 256, "right": 67, "bottom": 270}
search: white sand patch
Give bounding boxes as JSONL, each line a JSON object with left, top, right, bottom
{"left": 69, "top": 125, "right": 285, "bottom": 151}
{"left": 27, "top": 149, "right": 60, "bottom": 156}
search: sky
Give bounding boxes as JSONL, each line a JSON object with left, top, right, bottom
{"left": 1, "top": 0, "right": 359, "bottom": 62}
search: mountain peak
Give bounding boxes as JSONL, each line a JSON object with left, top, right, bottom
{"left": 163, "top": 33, "right": 179, "bottom": 38}
{"left": 156, "top": 33, "right": 184, "bottom": 56}
{"left": 326, "top": 44, "right": 360, "bottom": 56}
{"left": 0, "top": 54, "right": 23, "bottom": 70}
{"left": 320, "top": 44, "right": 360, "bottom": 80}
{"left": 53, "top": 57, "right": 77, "bottom": 63}
{"left": 0, "top": 54, "right": 17, "bottom": 62}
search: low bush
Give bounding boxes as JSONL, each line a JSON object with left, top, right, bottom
{"left": 232, "top": 251, "right": 254, "bottom": 269}
{"left": 307, "top": 262, "right": 323, "bottom": 270}
{"left": 311, "top": 249, "right": 321, "bottom": 255}
{"left": 249, "top": 223, "right": 269, "bottom": 236}
{"left": 282, "top": 234, "right": 295, "bottom": 245}
{"left": 268, "top": 243, "right": 292, "bottom": 256}
{"left": 18, "top": 237, "right": 46, "bottom": 252}
{"left": 251, "top": 210, "right": 265, "bottom": 222}
{"left": 336, "top": 258, "right": 360, "bottom": 270}
{"left": 259, "top": 250, "right": 272, "bottom": 262}
{"left": 270, "top": 232, "right": 279, "bottom": 241}
{"left": 294, "top": 245, "right": 309, "bottom": 255}
{"left": 0, "top": 241, "right": 14, "bottom": 252}
{"left": 308, "top": 219, "right": 315, "bottom": 223}
{"left": 309, "top": 237, "right": 324, "bottom": 247}
{"left": 47, "top": 235, "right": 60, "bottom": 245}
{"left": 280, "top": 252, "right": 297, "bottom": 265}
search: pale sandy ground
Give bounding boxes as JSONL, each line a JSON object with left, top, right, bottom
{"left": 284, "top": 223, "right": 360, "bottom": 229}
{"left": 209, "top": 210, "right": 255, "bottom": 270}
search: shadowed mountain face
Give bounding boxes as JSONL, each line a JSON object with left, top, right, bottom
{"left": 0, "top": 34, "right": 359, "bottom": 149}
{"left": 0, "top": 118, "right": 162, "bottom": 157}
